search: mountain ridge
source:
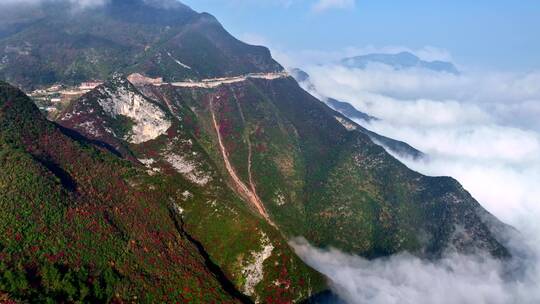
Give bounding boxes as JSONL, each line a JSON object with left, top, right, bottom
{"left": 0, "top": 0, "right": 283, "bottom": 89}
{"left": 341, "top": 51, "right": 460, "bottom": 74}
{"left": 290, "top": 67, "right": 424, "bottom": 159}
{"left": 57, "top": 72, "right": 510, "bottom": 259}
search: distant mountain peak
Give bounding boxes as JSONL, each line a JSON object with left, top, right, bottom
{"left": 341, "top": 51, "right": 460, "bottom": 74}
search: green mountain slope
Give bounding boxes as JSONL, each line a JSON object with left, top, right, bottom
{"left": 56, "top": 76, "right": 326, "bottom": 302}
{"left": 0, "top": 81, "right": 324, "bottom": 303}
{"left": 143, "top": 77, "right": 510, "bottom": 258}
{"left": 56, "top": 73, "right": 509, "bottom": 260}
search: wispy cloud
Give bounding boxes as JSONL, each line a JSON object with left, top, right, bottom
{"left": 311, "top": 0, "right": 355, "bottom": 12}
{"left": 305, "top": 64, "right": 540, "bottom": 130}
{"left": 269, "top": 45, "right": 453, "bottom": 68}
{"left": 239, "top": 32, "right": 272, "bottom": 46}
{"left": 291, "top": 237, "right": 540, "bottom": 304}
{"left": 209, "top": 0, "right": 297, "bottom": 9}
{"left": 191, "top": 0, "right": 355, "bottom": 11}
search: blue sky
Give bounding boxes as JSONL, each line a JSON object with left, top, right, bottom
{"left": 181, "top": 0, "right": 540, "bottom": 70}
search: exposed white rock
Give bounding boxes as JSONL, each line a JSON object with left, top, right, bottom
{"left": 241, "top": 232, "right": 274, "bottom": 300}
{"left": 167, "top": 52, "right": 192, "bottom": 70}
{"left": 138, "top": 158, "right": 156, "bottom": 166}
{"left": 79, "top": 121, "right": 102, "bottom": 137}
{"left": 138, "top": 158, "right": 161, "bottom": 175}
{"left": 161, "top": 138, "right": 212, "bottom": 186}
{"left": 275, "top": 191, "right": 286, "bottom": 206}
{"left": 164, "top": 153, "right": 195, "bottom": 173}
{"left": 97, "top": 84, "right": 171, "bottom": 144}
{"left": 173, "top": 202, "right": 184, "bottom": 215}
{"left": 163, "top": 152, "right": 212, "bottom": 186}
{"left": 335, "top": 116, "right": 358, "bottom": 131}
{"left": 181, "top": 190, "right": 193, "bottom": 201}
{"left": 60, "top": 112, "right": 73, "bottom": 121}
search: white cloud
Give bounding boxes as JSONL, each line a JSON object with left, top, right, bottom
{"left": 302, "top": 54, "right": 540, "bottom": 227}
{"left": 72, "top": 0, "right": 108, "bottom": 7}
{"left": 312, "top": 0, "right": 355, "bottom": 12}
{"left": 223, "top": 0, "right": 296, "bottom": 8}
{"left": 239, "top": 32, "right": 271, "bottom": 46}
{"left": 304, "top": 64, "right": 540, "bottom": 131}
{"left": 292, "top": 237, "right": 540, "bottom": 304}
{"left": 294, "top": 50, "right": 540, "bottom": 303}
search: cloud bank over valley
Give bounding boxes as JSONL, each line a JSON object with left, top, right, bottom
{"left": 291, "top": 51, "right": 540, "bottom": 304}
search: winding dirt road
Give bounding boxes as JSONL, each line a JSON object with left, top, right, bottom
{"left": 210, "top": 95, "right": 274, "bottom": 226}
{"left": 163, "top": 72, "right": 289, "bottom": 89}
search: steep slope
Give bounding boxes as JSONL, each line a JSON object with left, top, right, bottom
{"left": 353, "top": 123, "right": 424, "bottom": 160}
{"left": 56, "top": 76, "right": 326, "bottom": 303}
{"left": 257, "top": 78, "right": 507, "bottom": 257}
{"left": 1, "top": 80, "right": 326, "bottom": 303}
{"left": 122, "top": 76, "right": 509, "bottom": 259}
{"left": 0, "top": 81, "right": 259, "bottom": 303}
{"left": 290, "top": 68, "right": 375, "bottom": 122}
{"left": 0, "top": 0, "right": 282, "bottom": 89}
{"left": 59, "top": 72, "right": 510, "bottom": 261}
{"left": 326, "top": 98, "right": 376, "bottom": 122}
{"left": 291, "top": 68, "right": 424, "bottom": 159}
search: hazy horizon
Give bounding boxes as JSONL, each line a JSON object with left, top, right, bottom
{"left": 183, "top": 0, "right": 540, "bottom": 72}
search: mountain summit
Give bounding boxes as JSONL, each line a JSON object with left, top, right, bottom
{"left": 0, "top": 0, "right": 282, "bottom": 89}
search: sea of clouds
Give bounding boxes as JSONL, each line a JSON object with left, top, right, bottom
{"left": 290, "top": 53, "right": 540, "bottom": 304}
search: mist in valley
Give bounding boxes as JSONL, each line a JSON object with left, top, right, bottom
{"left": 290, "top": 52, "right": 540, "bottom": 304}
